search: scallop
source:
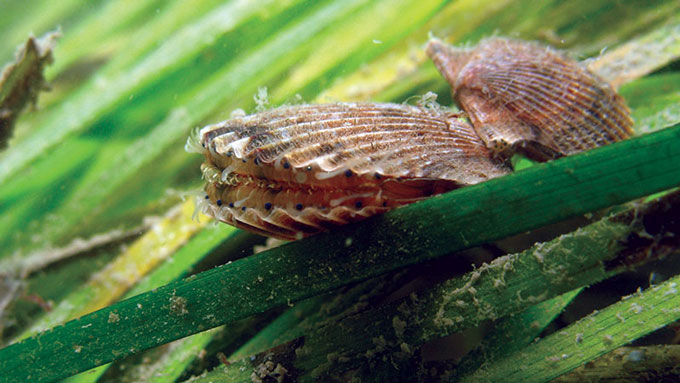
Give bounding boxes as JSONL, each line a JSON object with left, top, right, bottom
{"left": 426, "top": 37, "right": 634, "bottom": 161}
{"left": 196, "top": 102, "right": 510, "bottom": 240}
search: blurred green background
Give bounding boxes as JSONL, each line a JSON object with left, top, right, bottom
{"left": 1, "top": 1, "right": 680, "bottom": 382}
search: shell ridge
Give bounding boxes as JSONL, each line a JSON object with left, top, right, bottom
{"left": 245, "top": 117, "right": 448, "bottom": 162}
{"left": 483, "top": 68, "right": 620, "bottom": 152}
{"left": 281, "top": 126, "right": 466, "bottom": 166}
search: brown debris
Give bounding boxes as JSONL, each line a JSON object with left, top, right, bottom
{"left": 607, "top": 189, "right": 680, "bottom": 269}
{"left": 0, "top": 30, "right": 59, "bottom": 149}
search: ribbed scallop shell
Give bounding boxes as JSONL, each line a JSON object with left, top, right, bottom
{"left": 426, "top": 38, "right": 634, "bottom": 161}
{"left": 197, "top": 102, "right": 510, "bottom": 240}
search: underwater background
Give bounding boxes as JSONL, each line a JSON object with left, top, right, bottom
{"left": 1, "top": 1, "right": 680, "bottom": 382}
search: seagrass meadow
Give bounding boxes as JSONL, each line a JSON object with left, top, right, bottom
{"left": 1, "top": 1, "right": 680, "bottom": 382}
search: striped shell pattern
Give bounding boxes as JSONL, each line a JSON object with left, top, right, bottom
{"left": 426, "top": 38, "right": 633, "bottom": 160}
{"left": 192, "top": 38, "right": 633, "bottom": 239}
{"left": 195, "top": 103, "right": 510, "bottom": 240}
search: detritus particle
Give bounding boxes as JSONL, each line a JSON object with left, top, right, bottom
{"left": 392, "top": 316, "right": 407, "bottom": 338}
{"left": 169, "top": 295, "right": 188, "bottom": 316}
{"left": 108, "top": 311, "right": 120, "bottom": 323}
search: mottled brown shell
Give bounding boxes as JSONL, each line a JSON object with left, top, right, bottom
{"left": 195, "top": 103, "right": 510, "bottom": 240}
{"left": 426, "top": 37, "right": 634, "bottom": 161}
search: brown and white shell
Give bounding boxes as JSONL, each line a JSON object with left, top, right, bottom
{"left": 194, "top": 103, "right": 510, "bottom": 240}
{"left": 426, "top": 37, "right": 634, "bottom": 161}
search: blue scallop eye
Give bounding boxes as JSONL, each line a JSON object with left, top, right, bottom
{"left": 355, "top": 201, "right": 363, "bottom": 208}
{"left": 345, "top": 170, "right": 353, "bottom": 177}
{"left": 264, "top": 202, "right": 272, "bottom": 210}
{"left": 216, "top": 199, "right": 222, "bottom": 206}
{"left": 295, "top": 203, "right": 303, "bottom": 211}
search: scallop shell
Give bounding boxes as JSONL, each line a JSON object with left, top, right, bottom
{"left": 426, "top": 37, "right": 634, "bottom": 161}
{"left": 198, "top": 102, "right": 510, "bottom": 240}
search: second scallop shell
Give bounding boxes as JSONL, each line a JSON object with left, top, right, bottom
{"left": 194, "top": 102, "right": 510, "bottom": 240}
{"left": 426, "top": 37, "right": 634, "bottom": 161}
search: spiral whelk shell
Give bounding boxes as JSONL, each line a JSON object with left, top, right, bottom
{"left": 195, "top": 103, "right": 510, "bottom": 240}
{"left": 426, "top": 37, "right": 634, "bottom": 160}
{"left": 192, "top": 38, "right": 633, "bottom": 240}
